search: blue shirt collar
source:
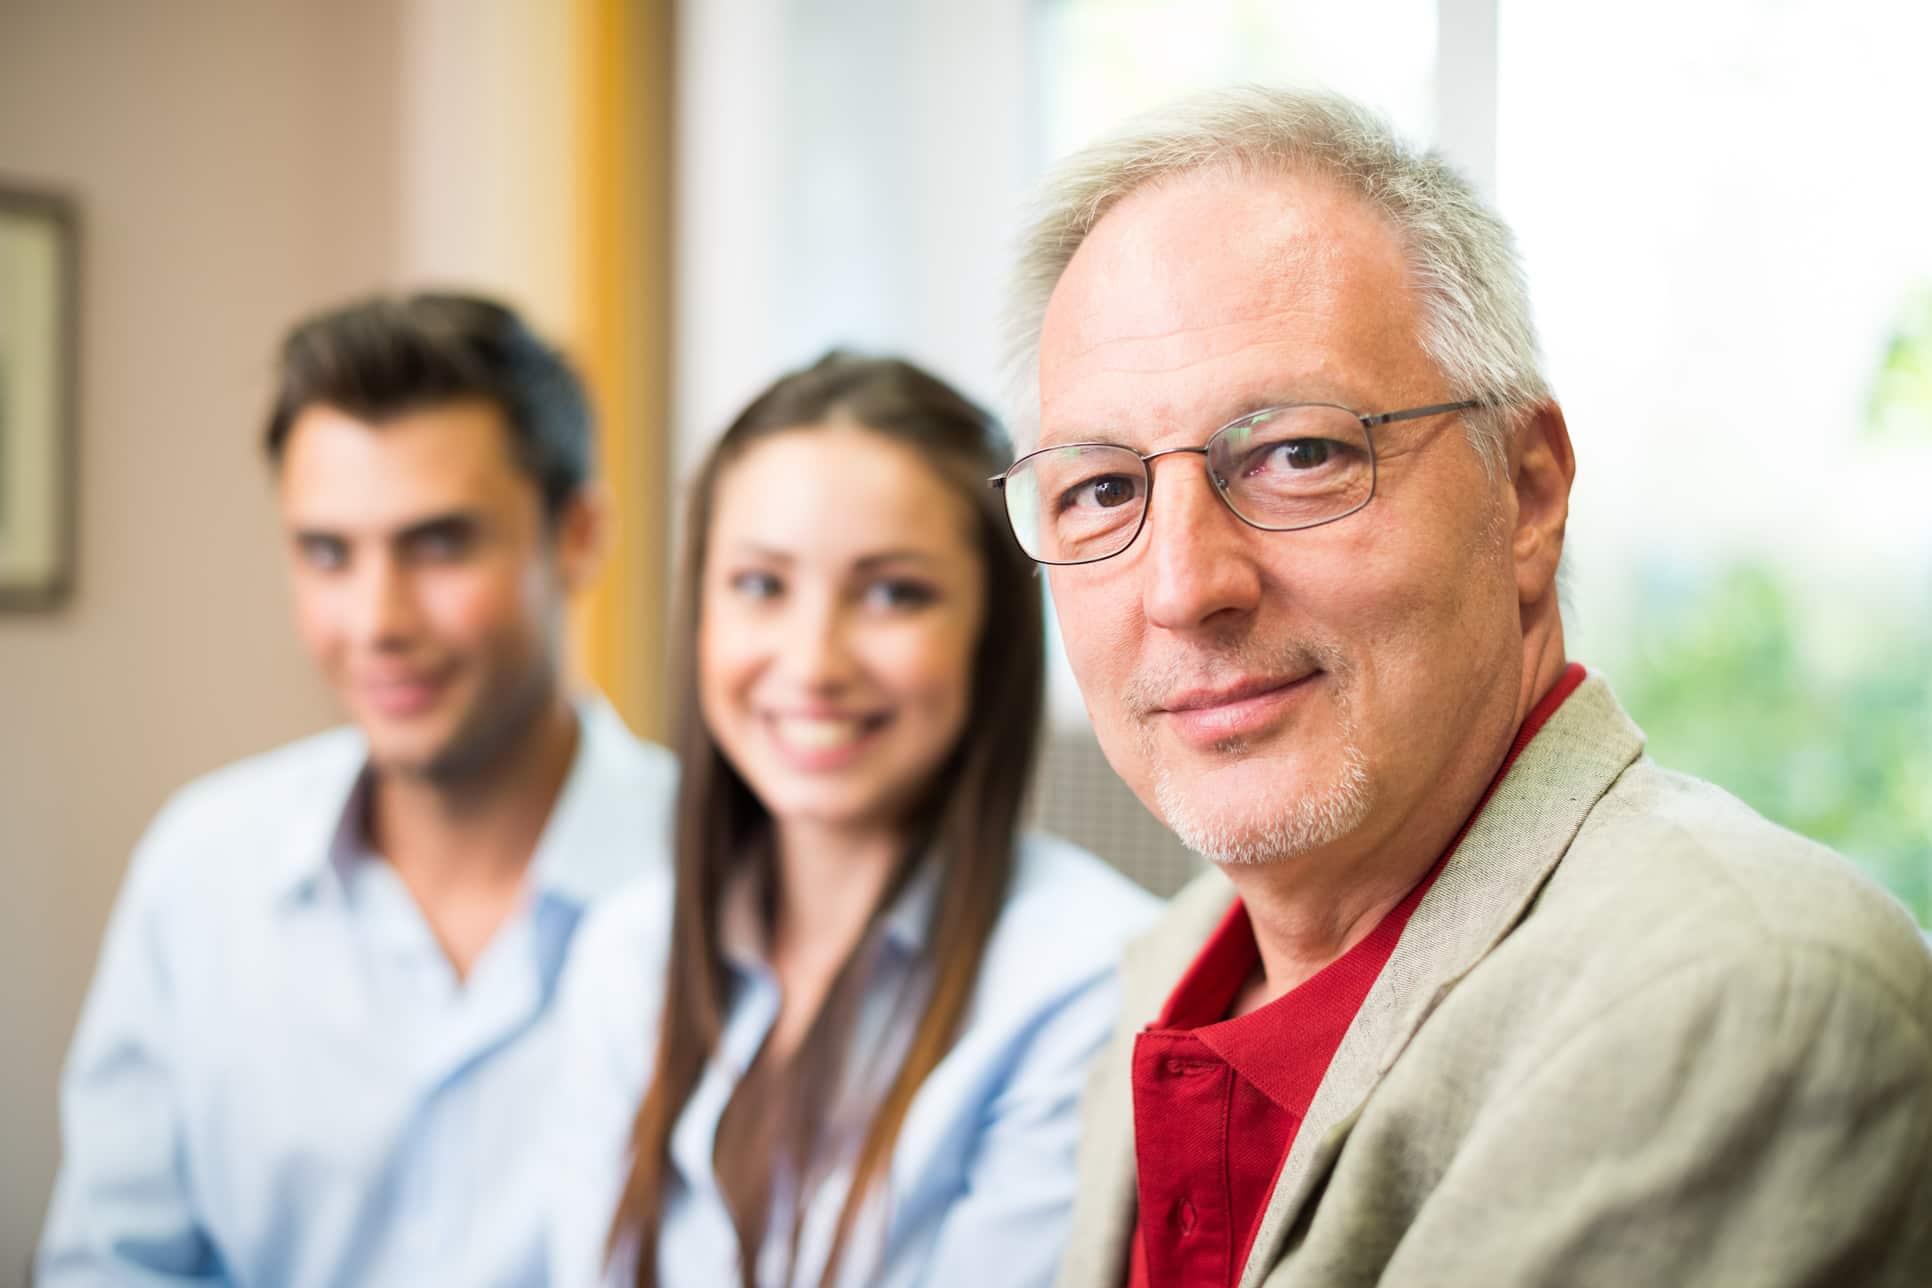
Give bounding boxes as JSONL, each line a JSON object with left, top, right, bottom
{"left": 268, "top": 693, "right": 643, "bottom": 912}
{"left": 880, "top": 855, "right": 941, "bottom": 956}
{"left": 525, "top": 695, "right": 655, "bottom": 909}
{"left": 719, "top": 848, "right": 941, "bottom": 973}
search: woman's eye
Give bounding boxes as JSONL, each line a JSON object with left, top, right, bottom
{"left": 864, "top": 579, "right": 937, "bottom": 610}
{"left": 729, "top": 570, "right": 783, "bottom": 599}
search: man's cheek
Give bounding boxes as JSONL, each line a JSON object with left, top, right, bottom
{"left": 1078, "top": 610, "right": 1142, "bottom": 691}
{"left": 290, "top": 593, "right": 340, "bottom": 666}
{"left": 425, "top": 575, "right": 507, "bottom": 650}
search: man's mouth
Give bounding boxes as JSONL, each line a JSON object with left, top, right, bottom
{"left": 1156, "top": 672, "right": 1321, "bottom": 745}
{"left": 358, "top": 669, "right": 453, "bottom": 719}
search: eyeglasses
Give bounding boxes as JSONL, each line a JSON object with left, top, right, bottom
{"left": 987, "top": 400, "right": 1482, "bottom": 566}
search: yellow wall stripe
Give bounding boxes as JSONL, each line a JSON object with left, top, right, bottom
{"left": 571, "top": 0, "right": 673, "bottom": 742}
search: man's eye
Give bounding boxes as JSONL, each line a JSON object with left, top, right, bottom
{"left": 296, "top": 536, "right": 348, "bottom": 570}
{"left": 1249, "top": 438, "right": 1336, "bottom": 475}
{"left": 408, "top": 530, "right": 471, "bottom": 562}
{"left": 1059, "top": 473, "right": 1142, "bottom": 511}
{"left": 730, "top": 570, "right": 782, "bottom": 599}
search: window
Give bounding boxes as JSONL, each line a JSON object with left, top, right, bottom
{"left": 1499, "top": 0, "right": 1932, "bottom": 922}
{"left": 1037, "top": 0, "right": 1438, "bottom": 161}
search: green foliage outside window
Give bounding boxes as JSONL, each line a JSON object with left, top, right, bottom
{"left": 1867, "top": 283, "right": 1932, "bottom": 445}
{"left": 1603, "top": 286, "right": 1932, "bottom": 926}
{"left": 1609, "top": 561, "right": 1932, "bottom": 926}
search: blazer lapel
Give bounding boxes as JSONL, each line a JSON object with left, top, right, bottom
{"left": 1237, "top": 676, "right": 1646, "bottom": 1287}
{"left": 1057, "top": 869, "right": 1236, "bottom": 1288}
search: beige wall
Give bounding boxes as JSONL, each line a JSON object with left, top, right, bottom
{"left": 0, "top": 2, "right": 408, "bottom": 1269}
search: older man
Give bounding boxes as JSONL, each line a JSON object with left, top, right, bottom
{"left": 993, "top": 88, "right": 1932, "bottom": 1287}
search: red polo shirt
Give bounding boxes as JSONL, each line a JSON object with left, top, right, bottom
{"left": 1125, "top": 663, "right": 1587, "bottom": 1288}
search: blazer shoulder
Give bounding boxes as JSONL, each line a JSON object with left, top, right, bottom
{"left": 1535, "top": 756, "right": 1932, "bottom": 1020}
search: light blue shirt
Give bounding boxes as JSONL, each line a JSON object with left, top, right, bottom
{"left": 544, "top": 832, "right": 1161, "bottom": 1287}
{"left": 38, "top": 698, "right": 676, "bottom": 1288}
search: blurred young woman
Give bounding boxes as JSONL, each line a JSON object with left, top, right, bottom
{"left": 545, "top": 353, "right": 1157, "bottom": 1287}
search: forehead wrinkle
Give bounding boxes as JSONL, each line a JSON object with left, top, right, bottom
{"left": 1041, "top": 331, "right": 1366, "bottom": 448}
{"left": 1039, "top": 174, "right": 1431, "bottom": 446}
{"left": 1048, "top": 227, "right": 1336, "bottom": 362}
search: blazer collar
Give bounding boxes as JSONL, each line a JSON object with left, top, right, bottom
{"left": 1235, "top": 672, "right": 1645, "bottom": 1285}
{"left": 1062, "top": 867, "right": 1235, "bottom": 1288}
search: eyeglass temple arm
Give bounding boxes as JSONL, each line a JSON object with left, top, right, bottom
{"left": 1361, "top": 399, "right": 1485, "bottom": 428}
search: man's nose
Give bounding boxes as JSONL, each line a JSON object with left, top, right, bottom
{"left": 350, "top": 552, "right": 422, "bottom": 649}
{"left": 1138, "top": 453, "right": 1264, "bottom": 634}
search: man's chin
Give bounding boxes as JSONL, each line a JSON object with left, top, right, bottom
{"left": 357, "top": 716, "right": 461, "bottom": 781}
{"left": 1150, "top": 745, "right": 1373, "bottom": 866}
{"left": 363, "top": 745, "right": 447, "bottom": 782}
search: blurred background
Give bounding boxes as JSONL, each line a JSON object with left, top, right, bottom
{"left": 2, "top": 0, "right": 1927, "bottom": 1269}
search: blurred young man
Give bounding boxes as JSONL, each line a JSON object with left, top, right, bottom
{"left": 38, "top": 293, "right": 676, "bottom": 1287}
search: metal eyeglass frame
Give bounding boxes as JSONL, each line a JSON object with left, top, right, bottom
{"left": 986, "top": 399, "right": 1483, "bottom": 566}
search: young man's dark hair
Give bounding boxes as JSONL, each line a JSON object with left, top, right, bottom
{"left": 263, "top": 291, "right": 594, "bottom": 519}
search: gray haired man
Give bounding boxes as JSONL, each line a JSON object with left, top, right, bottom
{"left": 992, "top": 87, "right": 1932, "bottom": 1286}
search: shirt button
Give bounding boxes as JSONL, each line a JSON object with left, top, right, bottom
{"left": 1172, "top": 1197, "right": 1198, "bottom": 1235}
{"left": 1165, "top": 1057, "right": 1187, "bottom": 1075}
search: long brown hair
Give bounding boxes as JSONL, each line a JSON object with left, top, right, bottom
{"left": 608, "top": 352, "right": 1044, "bottom": 1286}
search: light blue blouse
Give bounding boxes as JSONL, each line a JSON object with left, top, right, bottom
{"left": 544, "top": 833, "right": 1160, "bottom": 1287}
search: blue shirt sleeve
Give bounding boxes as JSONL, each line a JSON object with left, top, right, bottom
{"left": 37, "top": 815, "right": 231, "bottom": 1285}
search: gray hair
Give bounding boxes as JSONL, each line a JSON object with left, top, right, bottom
{"left": 1003, "top": 85, "right": 1551, "bottom": 476}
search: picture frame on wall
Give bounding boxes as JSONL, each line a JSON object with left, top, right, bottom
{"left": 0, "top": 184, "right": 78, "bottom": 610}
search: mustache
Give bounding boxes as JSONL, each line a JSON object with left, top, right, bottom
{"left": 1121, "top": 636, "right": 1348, "bottom": 717}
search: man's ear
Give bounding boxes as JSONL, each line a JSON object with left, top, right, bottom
{"left": 553, "top": 481, "right": 611, "bottom": 594}
{"left": 1509, "top": 402, "right": 1575, "bottom": 605}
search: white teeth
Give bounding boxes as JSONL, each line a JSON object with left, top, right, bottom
{"left": 775, "top": 716, "right": 868, "bottom": 750}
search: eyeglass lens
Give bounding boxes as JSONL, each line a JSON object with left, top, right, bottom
{"left": 1003, "top": 404, "right": 1375, "bottom": 564}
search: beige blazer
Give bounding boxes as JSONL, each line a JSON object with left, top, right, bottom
{"left": 1057, "top": 675, "right": 1932, "bottom": 1287}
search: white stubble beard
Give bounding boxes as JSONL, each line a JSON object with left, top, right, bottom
{"left": 1137, "top": 646, "right": 1373, "bottom": 866}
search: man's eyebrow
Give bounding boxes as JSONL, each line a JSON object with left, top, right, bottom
{"left": 1230, "top": 384, "right": 1364, "bottom": 415}
{"left": 393, "top": 511, "right": 484, "bottom": 543}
